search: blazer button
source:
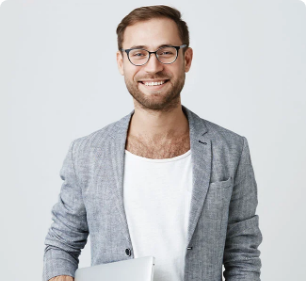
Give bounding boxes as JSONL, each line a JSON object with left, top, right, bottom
{"left": 125, "top": 248, "right": 132, "bottom": 256}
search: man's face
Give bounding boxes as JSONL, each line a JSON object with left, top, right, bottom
{"left": 116, "top": 18, "right": 193, "bottom": 111}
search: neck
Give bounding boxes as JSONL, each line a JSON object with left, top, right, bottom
{"left": 127, "top": 103, "right": 189, "bottom": 142}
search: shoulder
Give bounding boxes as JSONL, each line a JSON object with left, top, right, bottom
{"left": 69, "top": 118, "right": 120, "bottom": 153}
{"left": 206, "top": 118, "right": 244, "bottom": 140}
{"left": 184, "top": 105, "right": 246, "bottom": 152}
{"left": 200, "top": 118, "right": 251, "bottom": 168}
{"left": 198, "top": 115, "right": 246, "bottom": 155}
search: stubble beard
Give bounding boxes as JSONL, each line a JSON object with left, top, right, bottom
{"left": 124, "top": 72, "right": 186, "bottom": 111}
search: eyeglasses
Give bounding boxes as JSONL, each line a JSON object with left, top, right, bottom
{"left": 120, "top": 44, "right": 187, "bottom": 66}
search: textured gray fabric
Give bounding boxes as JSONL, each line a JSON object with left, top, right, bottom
{"left": 43, "top": 104, "right": 262, "bottom": 281}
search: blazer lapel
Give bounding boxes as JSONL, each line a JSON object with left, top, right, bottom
{"left": 182, "top": 105, "right": 211, "bottom": 248}
{"left": 110, "top": 104, "right": 212, "bottom": 251}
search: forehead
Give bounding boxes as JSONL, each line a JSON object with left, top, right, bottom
{"left": 123, "top": 18, "right": 181, "bottom": 49}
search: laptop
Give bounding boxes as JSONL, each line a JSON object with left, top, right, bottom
{"left": 75, "top": 256, "right": 155, "bottom": 281}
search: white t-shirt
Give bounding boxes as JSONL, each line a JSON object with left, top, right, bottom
{"left": 123, "top": 149, "right": 193, "bottom": 281}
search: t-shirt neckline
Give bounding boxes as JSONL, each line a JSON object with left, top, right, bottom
{"left": 124, "top": 149, "right": 191, "bottom": 163}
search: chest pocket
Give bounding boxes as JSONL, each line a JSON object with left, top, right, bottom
{"left": 204, "top": 176, "right": 233, "bottom": 220}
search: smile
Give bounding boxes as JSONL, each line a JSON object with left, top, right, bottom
{"left": 138, "top": 80, "right": 169, "bottom": 87}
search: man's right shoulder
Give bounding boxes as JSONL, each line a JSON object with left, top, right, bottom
{"left": 69, "top": 111, "right": 131, "bottom": 153}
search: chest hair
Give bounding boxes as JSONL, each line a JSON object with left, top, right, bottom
{"left": 125, "top": 133, "right": 190, "bottom": 159}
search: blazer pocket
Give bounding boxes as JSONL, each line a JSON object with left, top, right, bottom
{"left": 207, "top": 176, "right": 233, "bottom": 201}
{"left": 204, "top": 177, "right": 233, "bottom": 220}
{"left": 209, "top": 176, "right": 232, "bottom": 189}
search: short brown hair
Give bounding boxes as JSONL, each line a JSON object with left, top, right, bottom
{"left": 116, "top": 5, "right": 190, "bottom": 54}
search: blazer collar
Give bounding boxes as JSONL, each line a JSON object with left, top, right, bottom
{"left": 110, "top": 104, "right": 212, "bottom": 250}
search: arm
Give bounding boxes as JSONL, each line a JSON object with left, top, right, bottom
{"left": 223, "top": 136, "right": 263, "bottom": 281}
{"left": 43, "top": 140, "right": 89, "bottom": 281}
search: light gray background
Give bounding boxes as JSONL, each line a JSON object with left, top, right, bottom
{"left": 1, "top": 0, "right": 305, "bottom": 280}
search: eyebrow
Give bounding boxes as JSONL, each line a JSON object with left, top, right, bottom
{"left": 129, "top": 44, "right": 174, "bottom": 49}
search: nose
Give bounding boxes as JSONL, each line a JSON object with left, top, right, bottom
{"left": 143, "top": 53, "right": 164, "bottom": 74}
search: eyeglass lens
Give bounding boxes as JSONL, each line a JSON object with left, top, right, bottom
{"left": 129, "top": 47, "right": 177, "bottom": 65}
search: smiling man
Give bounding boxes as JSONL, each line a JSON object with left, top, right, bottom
{"left": 116, "top": 15, "right": 192, "bottom": 155}
{"left": 43, "top": 5, "right": 263, "bottom": 281}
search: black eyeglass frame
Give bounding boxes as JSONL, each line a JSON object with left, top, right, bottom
{"left": 120, "top": 44, "right": 187, "bottom": 66}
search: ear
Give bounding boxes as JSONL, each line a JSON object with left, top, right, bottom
{"left": 184, "top": 47, "right": 193, "bottom": 73}
{"left": 116, "top": 50, "right": 124, "bottom": 76}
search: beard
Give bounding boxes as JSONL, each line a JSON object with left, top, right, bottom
{"left": 124, "top": 71, "right": 186, "bottom": 111}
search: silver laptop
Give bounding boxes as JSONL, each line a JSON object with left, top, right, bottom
{"left": 75, "top": 256, "right": 155, "bottom": 281}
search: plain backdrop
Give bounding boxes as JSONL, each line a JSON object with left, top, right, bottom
{"left": 1, "top": 0, "right": 305, "bottom": 280}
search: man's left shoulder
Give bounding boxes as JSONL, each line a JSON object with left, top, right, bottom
{"left": 202, "top": 117, "right": 246, "bottom": 151}
{"left": 186, "top": 105, "right": 246, "bottom": 152}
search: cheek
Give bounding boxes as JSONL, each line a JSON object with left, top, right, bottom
{"left": 124, "top": 74, "right": 138, "bottom": 88}
{"left": 125, "top": 69, "right": 139, "bottom": 82}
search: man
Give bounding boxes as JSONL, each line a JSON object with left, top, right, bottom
{"left": 43, "top": 5, "right": 263, "bottom": 281}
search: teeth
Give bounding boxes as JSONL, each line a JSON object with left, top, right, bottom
{"left": 144, "top": 81, "right": 166, "bottom": 86}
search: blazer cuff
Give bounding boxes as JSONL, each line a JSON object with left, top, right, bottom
{"left": 43, "top": 248, "right": 78, "bottom": 281}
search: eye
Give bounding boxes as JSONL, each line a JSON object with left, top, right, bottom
{"left": 132, "top": 53, "right": 145, "bottom": 57}
{"left": 160, "top": 51, "right": 173, "bottom": 55}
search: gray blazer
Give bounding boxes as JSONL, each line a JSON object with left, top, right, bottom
{"left": 43, "top": 104, "right": 262, "bottom": 281}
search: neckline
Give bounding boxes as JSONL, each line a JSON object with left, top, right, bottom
{"left": 124, "top": 149, "right": 191, "bottom": 163}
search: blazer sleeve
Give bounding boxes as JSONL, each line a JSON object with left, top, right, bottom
{"left": 223, "top": 136, "right": 263, "bottom": 281}
{"left": 42, "top": 140, "right": 89, "bottom": 281}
